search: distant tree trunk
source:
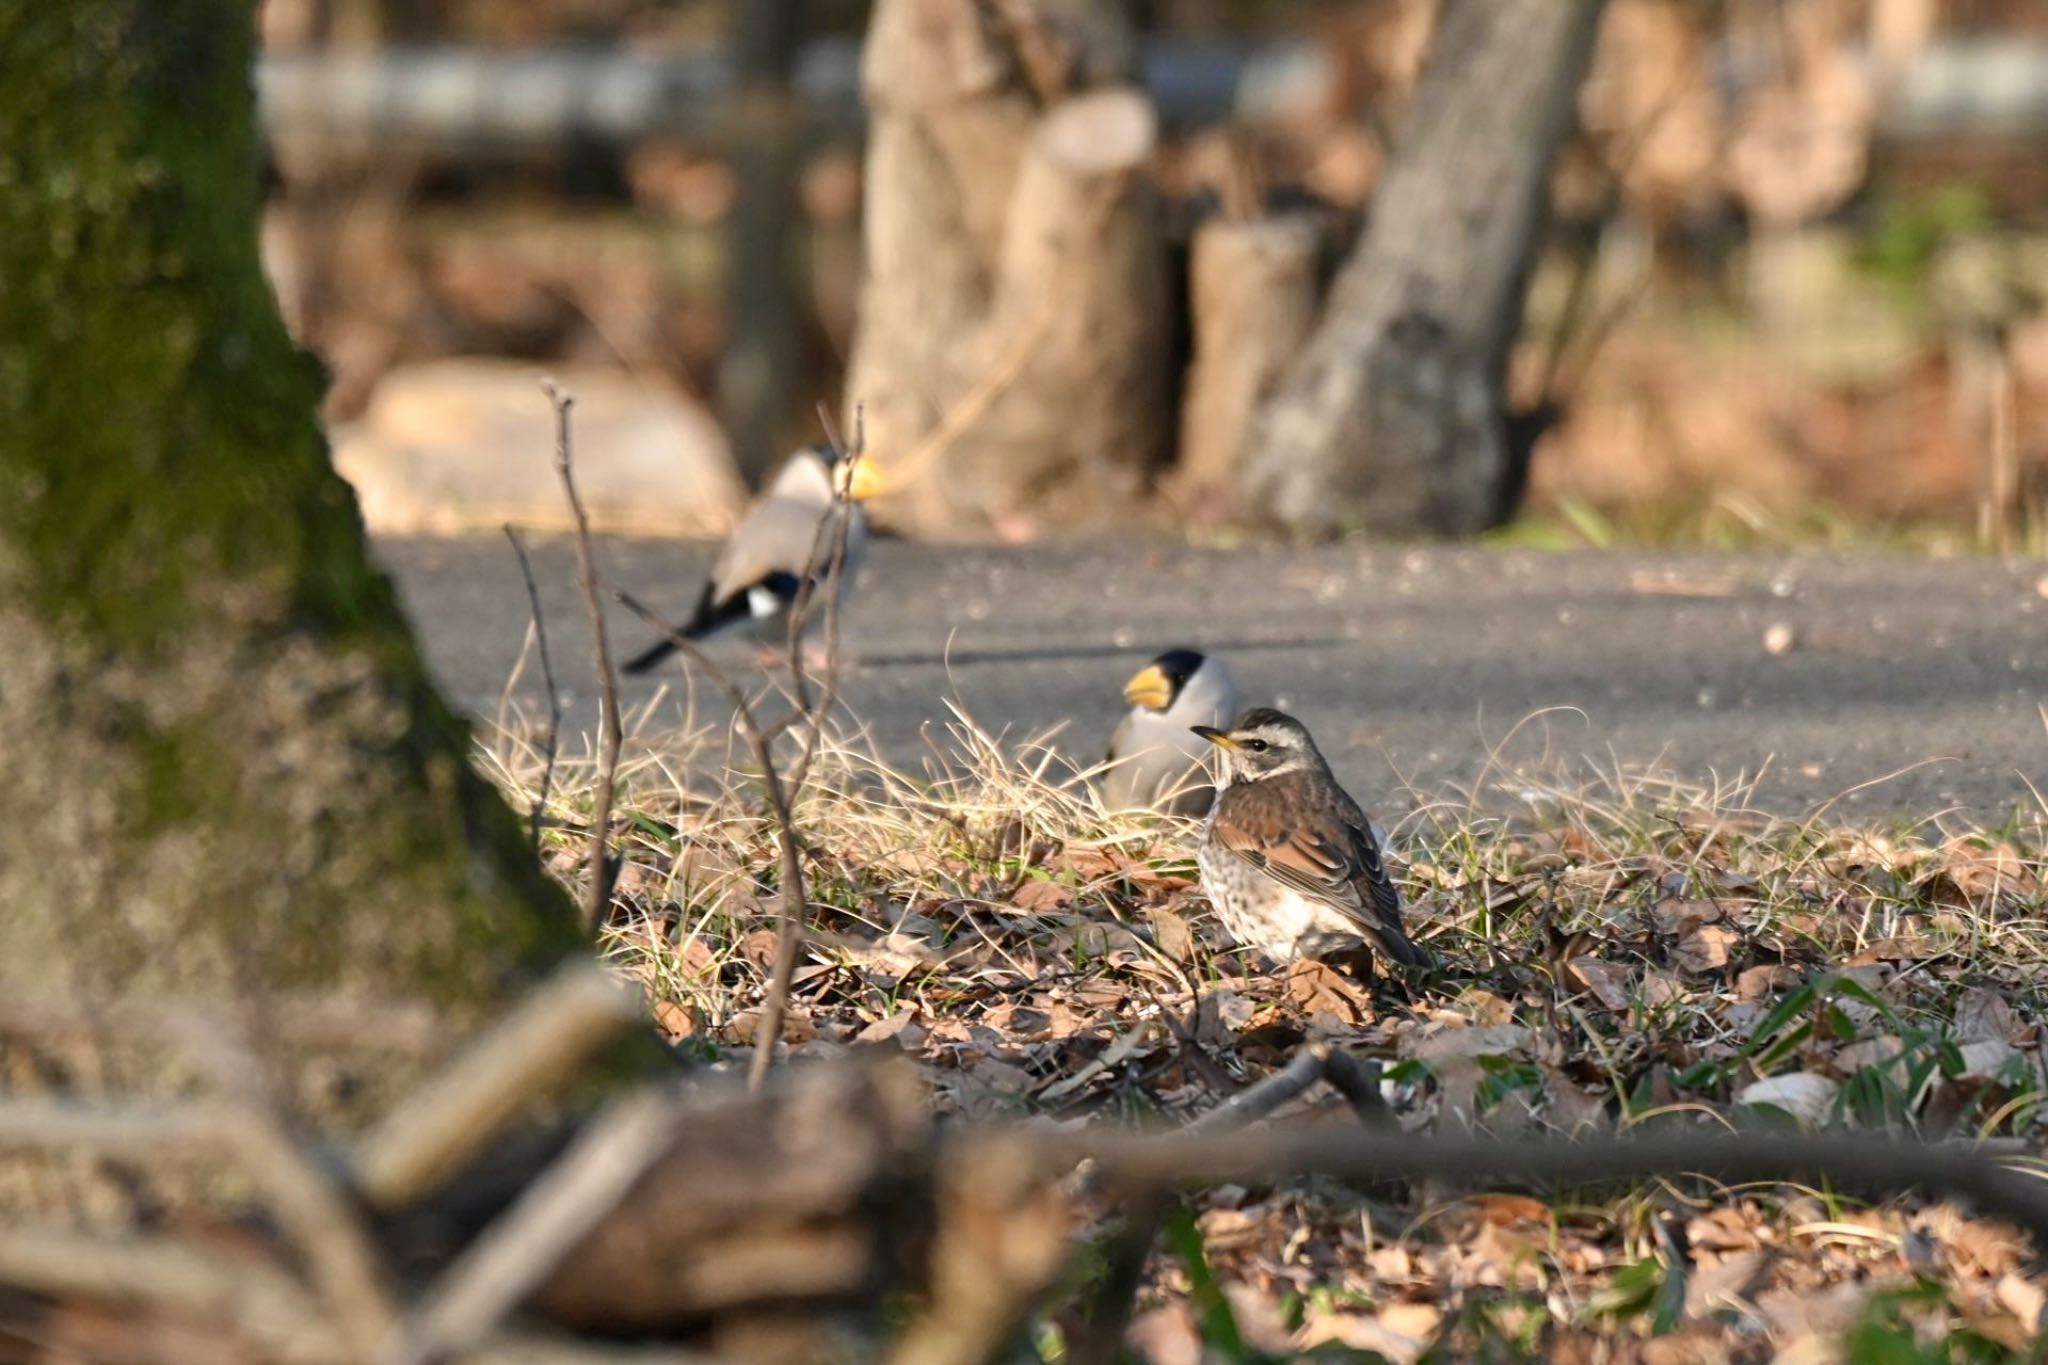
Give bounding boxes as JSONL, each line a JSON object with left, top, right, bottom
{"left": 0, "top": 3, "right": 579, "bottom": 1043}
{"left": 1242, "top": 0, "right": 1606, "bottom": 537}
{"left": 843, "top": 0, "right": 1169, "bottom": 537}
{"left": 1170, "top": 212, "right": 1322, "bottom": 526}
{"left": 720, "top": 0, "right": 804, "bottom": 489}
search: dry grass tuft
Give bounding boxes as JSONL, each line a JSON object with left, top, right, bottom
{"left": 478, "top": 691, "right": 2048, "bottom": 1361}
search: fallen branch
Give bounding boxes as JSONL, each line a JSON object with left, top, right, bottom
{"left": 542, "top": 379, "right": 623, "bottom": 932}
{"left": 1065, "top": 1128, "right": 2048, "bottom": 1247}
{"left": 0, "top": 1226, "right": 336, "bottom": 1365}
{"left": 393, "top": 1090, "right": 684, "bottom": 1365}
{"left": 0, "top": 1099, "right": 395, "bottom": 1363}
{"left": 351, "top": 963, "right": 641, "bottom": 1210}
{"left": 214, "top": 1106, "right": 398, "bottom": 1363}
{"left": 1183, "top": 1042, "right": 1337, "bottom": 1134}
{"left": 1321, "top": 1048, "right": 1396, "bottom": 1132}
{"left": 0, "top": 1226, "right": 726, "bottom": 1365}
{"left": 1182, "top": 1042, "right": 1393, "bottom": 1135}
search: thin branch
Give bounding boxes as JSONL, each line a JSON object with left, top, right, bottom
{"left": 351, "top": 963, "right": 642, "bottom": 1210}
{"left": 783, "top": 402, "right": 862, "bottom": 798}
{"left": 1183, "top": 1042, "right": 1337, "bottom": 1134}
{"left": 613, "top": 590, "right": 809, "bottom": 1094}
{"left": 393, "top": 1090, "right": 684, "bottom": 1365}
{"left": 1320, "top": 1047, "right": 1396, "bottom": 1132}
{"left": 162, "top": 1011, "right": 398, "bottom": 1364}
{"left": 542, "top": 378, "right": 623, "bottom": 932}
{"left": 215, "top": 1108, "right": 399, "bottom": 1364}
{"left": 0, "top": 1226, "right": 727, "bottom": 1365}
{"left": 503, "top": 524, "right": 564, "bottom": 858}
{"left": 0, "top": 994, "right": 444, "bottom": 1057}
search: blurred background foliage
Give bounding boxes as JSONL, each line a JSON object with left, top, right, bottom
{"left": 258, "top": 0, "right": 2048, "bottom": 548}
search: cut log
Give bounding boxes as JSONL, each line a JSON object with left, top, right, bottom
{"left": 942, "top": 87, "right": 1169, "bottom": 531}
{"left": 1242, "top": 0, "right": 1608, "bottom": 536}
{"left": 1170, "top": 212, "right": 1322, "bottom": 525}
{"left": 842, "top": 0, "right": 1170, "bottom": 537}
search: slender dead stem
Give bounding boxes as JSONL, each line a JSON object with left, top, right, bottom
{"left": 543, "top": 379, "right": 623, "bottom": 932}
{"left": 611, "top": 405, "right": 865, "bottom": 1094}
{"left": 613, "top": 589, "right": 809, "bottom": 1093}
{"left": 503, "top": 524, "right": 564, "bottom": 858}
{"left": 783, "top": 403, "right": 861, "bottom": 796}
{"left": 1183, "top": 1041, "right": 1336, "bottom": 1134}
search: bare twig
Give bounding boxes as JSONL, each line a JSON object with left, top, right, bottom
{"left": 1184, "top": 1041, "right": 1339, "bottom": 1134}
{"left": 1319, "top": 1047, "right": 1396, "bottom": 1132}
{"left": 0, "top": 1226, "right": 727, "bottom": 1365}
{"left": 351, "top": 963, "right": 641, "bottom": 1210}
{"left": 503, "top": 524, "right": 564, "bottom": 858}
{"left": 217, "top": 1108, "right": 399, "bottom": 1364}
{"left": 542, "top": 379, "right": 622, "bottom": 932}
{"left": 781, "top": 402, "right": 862, "bottom": 797}
{"left": 612, "top": 591, "right": 809, "bottom": 1094}
{"left": 393, "top": 1090, "right": 683, "bottom": 1365}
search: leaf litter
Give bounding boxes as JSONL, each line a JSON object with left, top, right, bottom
{"left": 485, "top": 703, "right": 2048, "bottom": 1362}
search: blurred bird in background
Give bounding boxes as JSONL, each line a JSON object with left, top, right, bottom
{"left": 621, "top": 443, "right": 881, "bottom": 673}
{"left": 1101, "top": 649, "right": 1239, "bottom": 816}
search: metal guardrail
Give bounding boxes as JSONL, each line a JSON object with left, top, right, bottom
{"left": 255, "top": 36, "right": 2048, "bottom": 165}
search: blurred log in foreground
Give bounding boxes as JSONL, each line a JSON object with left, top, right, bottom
{"left": 0, "top": 983, "right": 1070, "bottom": 1365}
{"left": 1243, "top": 0, "right": 1609, "bottom": 536}
{"left": 844, "top": 0, "right": 1170, "bottom": 538}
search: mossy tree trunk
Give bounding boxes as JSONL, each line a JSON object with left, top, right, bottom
{"left": 0, "top": 3, "right": 580, "bottom": 1035}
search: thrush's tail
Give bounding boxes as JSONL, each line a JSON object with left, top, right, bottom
{"left": 1377, "top": 919, "right": 1435, "bottom": 971}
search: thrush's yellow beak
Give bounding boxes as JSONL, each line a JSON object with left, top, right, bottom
{"left": 841, "top": 452, "right": 885, "bottom": 502}
{"left": 1190, "top": 725, "right": 1236, "bottom": 749}
{"left": 1122, "top": 662, "right": 1174, "bottom": 711}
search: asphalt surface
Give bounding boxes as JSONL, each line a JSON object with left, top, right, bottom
{"left": 378, "top": 535, "right": 2048, "bottom": 823}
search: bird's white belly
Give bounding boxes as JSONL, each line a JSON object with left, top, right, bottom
{"left": 1253, "top": 889, "right": 1358, "bottom": 962}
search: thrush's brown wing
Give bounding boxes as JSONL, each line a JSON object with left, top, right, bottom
{"left": 1211, "top": 781, "right": 1429, "bottom": 967}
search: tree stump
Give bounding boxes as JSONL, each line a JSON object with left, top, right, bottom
{"left": 1170, "top": 212, "right": 1322, "bottom": 526}
{"left": 843, "top": 0, "right": 1170, "bottom": 537}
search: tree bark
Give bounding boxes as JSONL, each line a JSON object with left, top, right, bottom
{"left": 842, "top": 0, "right": 1169, "bottom": 537}
{"left": 0, "top": 3, "right": 579, "bottom": 1045}
{"left": 1242, "top": 0, "right": 1607, "bottom": 537}
{"left": 1170, "top": 212, "right": 1322, "bottom": 526}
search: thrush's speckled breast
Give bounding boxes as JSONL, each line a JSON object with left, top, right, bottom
{"left": 1192, "top": 708, "right": 1430, "bottom": 968}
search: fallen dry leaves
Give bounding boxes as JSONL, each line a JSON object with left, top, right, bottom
{"left": 502, "top": 718, "right": 2048, "bottom": 1363}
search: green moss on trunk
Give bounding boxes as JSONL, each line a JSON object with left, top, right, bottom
{"left": 0, "top": 3, "right": 581, "bottom": 1025}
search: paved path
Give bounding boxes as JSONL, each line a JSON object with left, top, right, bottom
{"left": 379, "top": 536, "right": 2048, "bottom": 823}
